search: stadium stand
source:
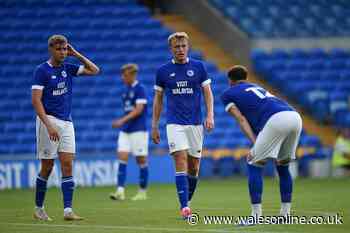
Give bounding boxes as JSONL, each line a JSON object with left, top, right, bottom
{"left": 210, "top": 0, "right": 350, "bottom": 38}
{"left": 252, "top": 48, "right": 350, "bottom": 128}
{"left": 0, "top": 0, "right": 328, "bottom": 178}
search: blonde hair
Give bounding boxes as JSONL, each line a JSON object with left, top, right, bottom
{"left": 48, "top": 34, "right": 67, "bottom": 47}
{"left": 167, "top": 32, "right": 189, "bottom": 46}
{"left": 120, "top": 63, "right": 139, "bottom": 74}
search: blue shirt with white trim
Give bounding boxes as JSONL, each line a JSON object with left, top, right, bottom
{"left": 220, "top": 82, "right": 294, "bottom": 135}
{"left": 155, "top": 58, "right": 211, "bottom": 125}
{"left": 121, "top": 81, "right": 148, "bottom": 133}
{"left": 32, "top": 62, "right": 82, "bottom": 121}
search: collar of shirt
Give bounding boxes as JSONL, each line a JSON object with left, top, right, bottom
{"left": 171, "top": 57, "right": 189, "bottom": 64}
{"left": 131, "top": 80, "right": 138, "bottom": 87}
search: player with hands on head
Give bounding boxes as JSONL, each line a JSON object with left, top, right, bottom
{"left": 31, "top": 34, "right": 99, "bottom": 221}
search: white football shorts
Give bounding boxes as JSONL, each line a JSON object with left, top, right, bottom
{"left": 36, "top": 115, "right": 76, "bottom": 159}
{"left": 249, "top": 111, "right": 302, "bottom": 164}
{"left": 117, "top": 131, "right": 149, "bottom": 156}
{"left": 166, "top": 124, "right": 204, "bottom": 158}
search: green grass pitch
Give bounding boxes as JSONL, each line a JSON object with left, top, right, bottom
{"left": 0, "top": 178, "right": 348, "bottom": 233}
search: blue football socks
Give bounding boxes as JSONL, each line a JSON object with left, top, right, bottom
{"left": 247, "top": 164, "right": 263, "bottom": 204}
{"left": 117, "top": 161, "right": 127, "bottom": 188}
{"left": 175, "top": 172, "right": 189, "bottom": 209}
{"left": 35, "top": 175, "right": 48, "bottom": 208}
{"left": 61, "top": 176, "right": 74, "bottom": 209}
{"left": 188, "top": 175, "right": 198, "bottom": 202}
{"left": 276, "top": 165, "right": 293, "bottom": 203}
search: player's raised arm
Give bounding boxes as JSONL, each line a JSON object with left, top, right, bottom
{"left": 151, "top": 90, "right": 163, "bottom": 144}
{"left": 67, "top": 44, "right": 100, "bottom": 76}
{"left": 202, "top": 84, "right": 214, "bottom": 132}
{"left": 227, "top": 105, "right": 256, "bottom": 143}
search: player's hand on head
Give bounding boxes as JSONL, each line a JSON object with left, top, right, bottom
{"left": 204, "top": 116, "right": 214, "bottom": 132}
{"left": 67, "top": 44, "right": 78, "bottom": 57}
{"left": 151, "top": 127, "right": 160, "bottom": 144}
{"left": 47, "top": 125, "right": 59, "bottom": 142}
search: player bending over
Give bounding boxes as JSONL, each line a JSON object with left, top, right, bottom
{"left": 221, "top": 65, "right": 302, "bottom": 219}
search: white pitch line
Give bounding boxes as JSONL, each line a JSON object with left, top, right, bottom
{"left": 82, "top": 207, "right": 339, "bottom": 216}
{"left": 0, "top": 222, "right": 302, "bottom": 233}
{"left": 0, "top": 222, "right": 236, "bottom": 233}
{"left": 0, "top": 223, "right": 296, "bottom": 233}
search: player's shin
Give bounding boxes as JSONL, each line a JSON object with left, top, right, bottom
{"left": 188, "top": 175, "right": 198, "bottom": 202}
{"left": 35, "top": 175, "right": 48, "bottom": 208}
{"left": 139, "top": 165, "right": 148, "bottom": 191}
{"left": 117, "top": 160, "right": 127, "bottom": 192}
{"left": 276, "top": 164, "right": 293, "bottom": 216}
{"left": 248, "top": 164, "right": 263, "bottom": 217}
{"left": 61, "top": 176, "right": 74, "bottom": 214}
{"left": 175, "top": 171, "right": 189, "bottom": 209}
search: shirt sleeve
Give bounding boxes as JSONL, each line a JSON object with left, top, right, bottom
{"left": 32, "top": 67, "right": 47, "bottom": 90}
{"left": 136, "top": 85, "right": 147, "bottom": 104}
{"left": 200, "top": 62, "right": 211, "bottom": 87}
{"left": 65, "top": 63, "right": 84, "bottom": 77}
{"left": 221, "top": 91, "right": 236, "bottom": 112}
{"left": 154, "top": 68, "right": 165, "bottom": 92}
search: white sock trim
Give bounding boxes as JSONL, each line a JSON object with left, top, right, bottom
{"left": 251, "top": 203, "right": 262, "bottom": 217}
{"left": 64, "top": 207, "right": 72, "bottom": 215}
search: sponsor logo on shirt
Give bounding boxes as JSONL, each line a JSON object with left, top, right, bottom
{"left": 169, "top": 72, "right": 176, "bottom": 77}
{"left": 172, "top": 81, "right": 193, "bottom": 95}
{"left": 51, "top": 75, "right": 56, "bottom": 79}
{"left": 53, "top": 81, "right": 68, "bottom": 96}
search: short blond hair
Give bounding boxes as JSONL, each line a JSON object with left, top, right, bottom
{"left": 48, "top": 34, "right": 67, "bottom": 47}
{"left": 167, "top": 32, "right": 189, "bottom": 46}
{"left": 120, "top": 63, "right": 139, "bottom": 74}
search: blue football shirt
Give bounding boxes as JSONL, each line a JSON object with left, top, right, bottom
{"left": 121, "top": 81, "right": 148, "bottom": 133}
{"left": 221, "top": 82, "right": 294, "bottom": 135}
{"left": 32, "top": 62, "right": 83, "bottom": 121}
{"left": 154, "top": 58, "right": 211, "bottom": 125}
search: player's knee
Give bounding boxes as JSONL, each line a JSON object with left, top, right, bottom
{"left": 173, "top": 151, "right": 187, "bottom": 171}
{"left": 118, "top": 152, "right": 129, "bottom": 162}
{"left": 60, "top": 159, "right": 73, "bottom": 176}
{"left": 276, "top": 159, "right": 290, "bottom": 166}
{"left": 256, "top": 159, "right": 267, "bottom": 166}
{"left": 187, "top": 158, "right": 200, "bottom": 176}
{"left": 40, "top": 160, "right": 54, "bottom": 178}
{"left": 188, "top": 167, "right": 199, "bottom": 176}
{"left": 136, "top": 156, "right": 147, "bottom": 166}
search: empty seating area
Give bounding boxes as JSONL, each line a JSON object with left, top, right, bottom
{"left": 252, "top": 48, "right": 350, "bottom": 127}
{"left": 210, "top": 0, "right": 350, "bottom": 38}
{"left": 0, "top": 0, "right": 325, "bottom": 160}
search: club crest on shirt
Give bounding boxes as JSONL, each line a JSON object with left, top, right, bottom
{"left": 51, "top": 75, "right": 56, "bottom": 79}
{"left": 186, "top": 70, "right": 194, "bottom": 77}
{"left": 129, "top": 91, "right": 134, "bottom": 98}
{"left": 61, "top": 70, "right": 67, "bottom": 78}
